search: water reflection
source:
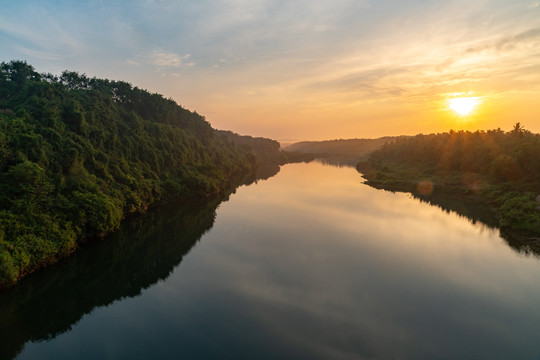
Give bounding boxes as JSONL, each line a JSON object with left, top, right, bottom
{"left": 172, "top": 162, "right": 540, "bottom": 359}
{"left": 0, "top": 165, "right": 283, "bottom": 360}
{"left": 362, "top": 174, "right": 540, "bottom": 257}
{"left": 317, "top": 157, "right": 361, "bottom": 168}
{"left": 5, "top": 162, "right": 540, "bottom": 359}
{"left": 254, "top": 162, "right": 281, "bottom": 181}
{"left": 0, "top": 198, "right": 216, "bottom": 359}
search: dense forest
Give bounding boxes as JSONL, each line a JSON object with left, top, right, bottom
{"left": 358, "top": 124, "right": 540, "bottom": 237}
{"left": 0, "top": 60, "right": 283, "bottom": 288}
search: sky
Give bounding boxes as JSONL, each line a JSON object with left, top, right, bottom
{"left": 1, "top": 0, "right": 539, "bottom": 142}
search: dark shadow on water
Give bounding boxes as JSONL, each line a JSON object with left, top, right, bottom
{"left": 414, "top": 191, "right": 499, "bottom": 230}
{"left": 364, "top": 181, "right": 540, "bottom": 258}
{"left": 416, "top": 190, "right": 540, "bottom": 256}
{"left": 254, "top": 162, "right": 281, "bottom": 181}
{"left": 418, "top": 192, "right": 540, "bottom": 256}
{"left": 0, "top": 197, "right": 219, "bottom": 360}
{"left": 0, "top": 165, "right": 282, "bottom": 360}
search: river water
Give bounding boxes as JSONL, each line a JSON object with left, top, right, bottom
{"left": 3, "top": 161, "right": 540, "bottom": 359}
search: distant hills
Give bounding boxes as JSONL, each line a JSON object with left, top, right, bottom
{"left": 219, "top": 130, "right": 315, "bottom": 165}
{"left": 285, "top": 137, "right": 404, "bottom": 165}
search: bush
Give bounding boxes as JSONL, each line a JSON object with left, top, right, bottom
{"left": 499, "top": 193, "right": 540, "bottom": 232}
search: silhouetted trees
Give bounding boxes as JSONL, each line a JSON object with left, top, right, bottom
{"left": 363, "top": 126, "right": 540, "bottom": 234}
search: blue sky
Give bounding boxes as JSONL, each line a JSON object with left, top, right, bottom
{"left": 1, "top": 0, "right": 539, "bottom": 140}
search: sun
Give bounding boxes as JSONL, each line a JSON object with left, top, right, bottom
{"left": 447, "top": 97, "right": 481, "bottom": 116}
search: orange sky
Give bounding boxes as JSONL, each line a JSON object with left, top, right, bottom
{"left": 2, "top": 0, "right": 540, "bottom": 142}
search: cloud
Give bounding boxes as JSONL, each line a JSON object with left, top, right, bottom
{"left": 0, "top": 9, "right": 83, "bottom": 60}
{"left": 300, "top": 65, "right": 411, "bottom": 101}
{"left": 134, "top": 50, "right": 196, "bottom": 78}
{"left": 150, "top": 50, "right": 183, "bottom": 68}
{"left": 467, "top": 27, "right": 540, "bottom": 53}
{"left": 496, "top": 27, "right": 540, "bottom": 50}
{"left": 2, "top": 0, "right": 539, "bottom": 138}
{"left": 17, "top": 47, "right": 61, "bottom": 61}
{"left": 131, "top": 50, "right": 195, "bottom": 71}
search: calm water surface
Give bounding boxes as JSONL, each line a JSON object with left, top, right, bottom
{"left": 5, "top": 162, "right": 540, "bottom": 359}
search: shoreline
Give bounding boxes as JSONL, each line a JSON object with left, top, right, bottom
{"left": 0, "top": 166, "right": 261, "bottom": 291}
{"left": 356, "top": 161, "right": 540, "bottom": 253}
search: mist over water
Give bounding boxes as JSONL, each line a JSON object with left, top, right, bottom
{"left": 6, "top": 162, "right": 540, "bottom": 360}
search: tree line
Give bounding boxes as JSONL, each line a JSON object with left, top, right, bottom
{"left": 362, "top": 124, "right": 540, "bottom": 235}
{"left": 0, "top": 60, "right": 269, "bottom": 288}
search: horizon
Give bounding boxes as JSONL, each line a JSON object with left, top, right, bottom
{"left": 2, "top": 0, "right": 539, "bottom": 140}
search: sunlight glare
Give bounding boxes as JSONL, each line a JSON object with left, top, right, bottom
{"left": 448, "top": 97, "right": 481, "bottom": 116}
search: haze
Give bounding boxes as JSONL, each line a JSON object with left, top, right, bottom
{"left": 2, "top": 0, "right": 539, "bottom": 141}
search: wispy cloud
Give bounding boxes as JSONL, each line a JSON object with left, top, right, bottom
{"left": 1, "top": 0, "right": 539, "bottom": 138}
{"left": 17, "top": 47, "right": 61, "bottom": 61}
{"left": 150, "top": 51, "right": 183, "bottom": 68}
{"left": 467, "top": 27, "right": 540, "bottom": 53}
{"left": 127, "top": 50, "right": 194, "bottom": 71}
{"left": 0, "top": 6, "right": 84, "bottom": 55}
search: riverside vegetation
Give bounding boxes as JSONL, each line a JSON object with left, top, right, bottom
{"left": 357, "top": 124, "right": 540, "bottom": 242}
{"left": 0, "top": 194, "right": 232, "bottom": 360}
{"left": 0, "top": 60, "right": 310, "bottom": 289}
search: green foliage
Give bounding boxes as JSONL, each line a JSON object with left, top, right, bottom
{"left": 369, "top": 127, "right": 540, "bottom": 189}
{"left": 0, "top": 232, "right": 18, "bottom": 287}
{"left": 216, "top": 130, "right": 280, "bottom": 164}
{"left": 215, "top": 130, "right": 314, "bottom": 165}
{"left": 364, "top": 125, "right": 540, "bottom": 235}
{"left": 72, "top": 192, "right": 123, "bottom": 236}
{"left": 499, "top": 193, "right": 540, "bottom": 232}
{"left": 0, "top": 60, "right": 263, "bottom": 287}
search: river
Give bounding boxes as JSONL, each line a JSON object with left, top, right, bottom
{"left": 2, "top": 161, "right": 540, "bottom": 359}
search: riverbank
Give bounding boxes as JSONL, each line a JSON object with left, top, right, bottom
{"left": 0, "top": 190, "right": 232, "bottom": 360}
{"left": 356, "top": 160, "right": 540, "bottom": 250}
{"left": 355, "top": 127, "right": 540, "bottom": 248}
{"left": 6, "top": 161, "right": 540, "bottom": 360}
{"left": 0, "top": 61, "right": 301, "bottom": 290}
